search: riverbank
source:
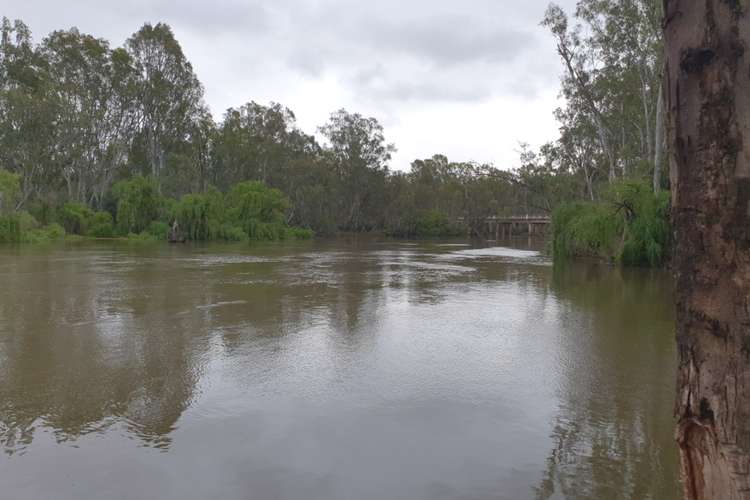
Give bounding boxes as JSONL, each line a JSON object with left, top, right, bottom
{"left": 1, "top": 175, "right": 313, "bottom": 245}
{"left": 551, "top": 180, "right": 670, "bottom": 268}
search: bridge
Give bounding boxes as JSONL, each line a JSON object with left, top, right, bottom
{"left": 457, "top": 215, "right": 552, "bottom": 239}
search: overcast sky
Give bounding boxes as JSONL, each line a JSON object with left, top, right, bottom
{"left": 7, "top": 0, "right": 578, "bottom": 171}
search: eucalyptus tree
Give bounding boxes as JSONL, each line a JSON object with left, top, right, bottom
{"left": 554, "top": 106, "right": 604, "bottom": 201}
{"left": 409, "top": 155, "right": 454, "bottom": 214}
{"left": 514, "top": 142, "right": 582, "bottom": 214}
{"left": 0, "top": 18, "right": 57, "bottom": 208}
{"left": 214, "top": 102, "right": 316, "bottom": 188}
{"left": 543, "top": 0, "right": 664, "bottom": 189}
{"left": 189, "top": 109, "right": 216, "bottom": 194}
{"left": 41, "top": 29, "right": 138, "bottom": 206}
{"left": 161, "top": 106, "right": 215, "bottom": 196}
{"left": 126, "top": 23, "right": 204, "bottom": 184}
{"left": 664, "top": 1, "right": 750, "bottom": 498}
{"left": 319, "top": 109, "right": 395, "bottom": 231}
{"left": 543, "top": 4, "right": 618, "bottom": 183}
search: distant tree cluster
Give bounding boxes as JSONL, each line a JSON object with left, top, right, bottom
{"left": 0, "top": 18, "right": 541, "bottom": 240}
{"left": 0, "top": 2, "right": 670, "bottom": 252}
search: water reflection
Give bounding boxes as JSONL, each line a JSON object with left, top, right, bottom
{"left": 536, "top": 263, "right": 679, "bottom": 499}
{"left": 0, "top": 239, "right": 680, "bottom": 499}
{"left": 0, "top": 248, "right": 210, "bottom": 453}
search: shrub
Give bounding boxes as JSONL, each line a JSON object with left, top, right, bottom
{"left": 227, "top": 182, "right": 288, "bottom": 222}
{"left": 414, "top": 210, "right": 462, "bottom": 238}
{"left": 552, "top": 180, "right": 670, "bottom": 267}
{"left": 217, "top": 224, "right": 247, "bottom": 242}
{"left": 226, "top": 182, "right": 294, "bottom": 241}
{"left": 386, "top": 209, "right": 462, "bottom": 238}
{"left": 0, "top": 215, "right": 21, "bottom": 242}
{"left": 17, "top": 211, "right": 40, "bottom": 232}
{"left": 59, "top": 202, "right": 94, "bottom": 235}
{"left": 57, "top": 203, "right": 116, "bottom": 237}
{"left": 112, "top": 176, "right": 162, "bottom": 235}
{"left": 285, "top": 227, "right": 314, "bottom": 240}
{"left": 146, "top": 221, "right": 169, "bottom": 240}
{"left": 170, "top": 188, "right": 224, "bottom": 241}
{"left": 553, "top": 202, "right": 622, "bottom": 260}
{"left": 87, "top": 211, "right": 115, "bottom": 238}
{"left": 614, "top": 182, "right": 670, "bottom": 267}
{"left": 0, "top": 169, "right": 20, "bottom": 214}
{"left": 44, "top": 223, "right": 66, "bottom": 240}
{"left": 21, "top": 223, "right": 65, "bottom": 243}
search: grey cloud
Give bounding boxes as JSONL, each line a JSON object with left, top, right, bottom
{"left": 357, "top": 15, "right": 537, "bottom": 67}
{"left": 149, "top": 1, "right": 270, "bottom": 36}
{"left": 5, "top": 0, "right": 577, "bottom": 107}
{"left": 264, "top": 1, "right": 559, "bottom": 103}
{"left": 367, "top": 80, "right": 494, "bottom": 103}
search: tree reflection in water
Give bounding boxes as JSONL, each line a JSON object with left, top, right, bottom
{"left": 536, "top": 262, "right": 680, "bottom": 499}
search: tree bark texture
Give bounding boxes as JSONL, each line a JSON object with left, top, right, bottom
{"left": 664, "top": 1, "right": 750, "bottom": 498}
{"left": 654, "top": 73, "right": 665, "bottom": 193}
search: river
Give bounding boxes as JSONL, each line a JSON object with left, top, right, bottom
{"left": 0, "top": 237, "right": 680, "bottom": 499}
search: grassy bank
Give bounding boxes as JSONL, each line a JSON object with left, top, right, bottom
{"left": 552, "top": 181, "right": 670, "bottom": 267}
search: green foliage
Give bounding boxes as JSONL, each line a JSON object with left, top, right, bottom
{"left": 0, "top": 169, "right": 20, "bottom": 213}
{"left": 0, "top": 209, "right": 66, "bottom": 243}
{"left": 112, "top": 176, "right": 162, "bottom": 235}
{"left": 225, "top": 181, "right": 292, "bottom": 240}
{"left": 386, "top": 209, "right": 463, "bottom": 238}
{"left": 217, "top": 224, "right": 247, "bottom": 242}
{"left": 161, "top": 183, "right": 309, "bottom": 242}
{"left": 552, "top": 180, "right": 670, "bottom": 267}
{"left": 126, "top": 230, "right": 161, "bottom": 242}
{"left": 553, "top": 202, "right": 622, "bottom": 260}
{"left": 17, "top": 211, "right": 40, "bottom": 232}
{"left": 284, "top": 226, "right": 314, "bottom": 240}
{"left": 146, "top": 221, "right": 169, "bottom": 240}
{"left": 1, "top": 177, "right": 310, "bottom": 244}
{"left": 58, "top": 202, "right": 116, "bottom": 237}
{"left": 613, "top": 181, "right": 671, "bottom": 267}
{"left": 59, "top": 202, "right": 94, "bottom": 235}
{"left": 22, "top": 222, "right": 65, "bottom": 243}
{"left": 170, "top": 188, "right": 224, "bottom": 241}
{"left": 87, "top": 211, "right": 115, "bottom": 238}
{"left": 0, "top": 214, "right": 21, "bottom": 242}
{"left": 227, "top": 181, "right": 287, "bottom": 223}
{"left": 414, "top": 210, "right": 462, "bottom": 238}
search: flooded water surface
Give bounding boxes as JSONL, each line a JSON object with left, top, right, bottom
{"left": 0, "top": 238, "right": 680, "bottom": 499}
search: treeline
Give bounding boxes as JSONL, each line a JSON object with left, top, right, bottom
{"left": 1, "top": 3, "right": 674, "bottom": 264}
{"left": 0, "top": 18, "right": 538, "bottom": 243}
{"left": 522, "top": 0, "right": 671, "bottom": 266}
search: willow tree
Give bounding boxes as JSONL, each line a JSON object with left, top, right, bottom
{"left": 664, "top": 1, "right": 750, "bottom": 498}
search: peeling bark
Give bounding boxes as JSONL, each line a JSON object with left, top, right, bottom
{"left": 664, "top": 0, "right": 750, "bottom": 498}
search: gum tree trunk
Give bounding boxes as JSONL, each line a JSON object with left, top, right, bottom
{"left": 653, "top": 74, "right": 665, "bottom": 193}
{"left": 663, "top": 1, "right": 750, "bottom": 498}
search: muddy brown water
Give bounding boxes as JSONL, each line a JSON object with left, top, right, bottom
{"left": 0, "top": 237, "right": 680, "bottom": 499}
